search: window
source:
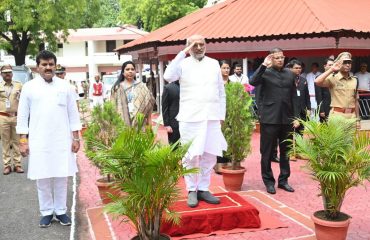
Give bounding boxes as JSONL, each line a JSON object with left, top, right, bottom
{"left": 106, "top": 40, "right": 116, "bottom": 52}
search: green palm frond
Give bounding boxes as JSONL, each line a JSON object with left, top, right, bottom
{"left": 291, "top": 114, "right": 370, "bottom": 219}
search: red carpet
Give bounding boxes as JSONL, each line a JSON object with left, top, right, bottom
{"left": 160, "top": 192, "right": 261, "bottom": 237}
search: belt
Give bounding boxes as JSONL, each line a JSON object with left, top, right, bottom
{"left": 0, "top": 112, "right": 17, "bottom": 117}
{"left": 332, "top": 107, "right": 355, "bottom": 113}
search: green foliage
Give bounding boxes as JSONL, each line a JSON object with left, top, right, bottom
{"left": 93, "top": 0, "right": 120, "bottom": 27}
{"left": 99, "top": 114, "right": 197, "bottom": 240}
{"left": 0, "top": 0, "right": 100, "bottom": 65}
{"left": 292, "top": 114, "right": 370, "bottom": 220}
{"left": 79, "top": 99, "right": 90, "bottom": 127}
{"left": 83, "top": 101, "right": 125, "bottom": 173}
{"left": 222, "top": 83, "right": 254, "bottom": 169}
{"left": 118, "top": 0, "right": 206, "bottom": 31}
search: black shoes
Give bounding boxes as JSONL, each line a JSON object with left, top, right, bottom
{"left": 278, "top": 184, "right": 295, "bottom": 192}
{"left": 266, "top": 185, "right": 276, "bottom": 194}
{"left": 271, "top": 157, "right": 280, "bottom": 163}
{"left": 55, "top": 214, "right": 72, "bottom": 226}
{"left": 39, "top": 215, "right": 53, "bottom": 228}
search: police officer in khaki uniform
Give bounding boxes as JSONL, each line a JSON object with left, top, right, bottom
{"left": 0, "top": 65, "right": 24, "bottom": 175}
{"left": 315, "top": 52, "right": 358, "bottom": 120}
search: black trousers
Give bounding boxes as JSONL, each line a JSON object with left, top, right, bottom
{"left": 167, "top": 127, "right": 180, "bottom": 145}
{"left": 260, "top": 123, "right": 292, "bottom": 187}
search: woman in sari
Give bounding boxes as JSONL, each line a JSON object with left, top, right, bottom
{"left": 110, "top": 61, "right": 155, "bottom": 127}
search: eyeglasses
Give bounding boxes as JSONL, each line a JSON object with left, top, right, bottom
{"left": 342, "top": 60, "right": 352, "bottom": 65}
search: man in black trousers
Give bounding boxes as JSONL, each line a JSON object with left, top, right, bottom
{"left": 162, "top": 81, "right": 180, "bottom": 144}
{"left": 250, "top": 48, "right": 298, "bottom": 194}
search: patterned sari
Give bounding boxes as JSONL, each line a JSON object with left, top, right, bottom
{"left": 111, "top": 81, "right": 155, "bottom": 127}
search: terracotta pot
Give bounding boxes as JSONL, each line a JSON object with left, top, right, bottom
{"left": 96, "top": 177, "right": 122, "bottom": 204}
{"left": 219, "top": 166, "right": 246, "bottom": 191}
{"left": 131, "top": 233, "right": 171, "bottom": 240}
{"left": 311, "top": 210, "right": 351, "bottom": 240}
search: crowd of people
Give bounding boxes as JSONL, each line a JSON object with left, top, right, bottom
{"left": 0, "top": 34, "right": 367, "bottom": 227}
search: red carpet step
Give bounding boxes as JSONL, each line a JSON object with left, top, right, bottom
{"left": 160, "top": 192, "right": 261, "bottom": 237}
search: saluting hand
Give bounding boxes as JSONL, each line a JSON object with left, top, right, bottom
{"left": 330, "top": 60, "right": 342, "bottom": 72}
{"left": 262, "top": 54, "right": 273, "bottom": 67}
{"left": 183, "top": 41, "right": 196, "bottom": 55}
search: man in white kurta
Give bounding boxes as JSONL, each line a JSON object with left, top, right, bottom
{"left": 16, "top": 50, "right": 81, "bottom": 228}
{"left": 89, "top": 74, "right": 105, "bottom": 108}
{"left": 164, "top": 35, "right": 227, "bottom": 208}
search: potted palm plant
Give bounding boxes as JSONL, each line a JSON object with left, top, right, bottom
{"left": 97, "top": 114, "right": 196, "bottom": 240}
{"left": 220, "top": 82, "right": 254, "bottom": 191}
{"left": 292, "top": 114, "right": 370, "bottom": 240}
{"left": 79, "top": 99, "right": 90, "bottom": 134}
{"left": 83, "top": 101, "right": 125, "bottom": 204}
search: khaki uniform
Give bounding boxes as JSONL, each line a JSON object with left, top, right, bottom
{"left": 322, "top": 72, "right": 357, "bottom": 119}
{"left": 0, "top": 81, "right": 22, "bottom": 167}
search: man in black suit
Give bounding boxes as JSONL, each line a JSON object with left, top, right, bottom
{"left": 315, "top": 58, "right": 334, "bottom": 122}
{"left": 162, "top": 81, "right": 180, "bottom": 144}
{"left": 290, "top": 59, "right": 311, "bottom": 132}
{"left": 250, "top": 48, "right": 298, "bottom": 194}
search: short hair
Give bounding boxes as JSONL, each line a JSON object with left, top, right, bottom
{"left": 234, "top": 63, "right": 242, "bottom": 69}
{"left": 36, "top": 50, "right": 57, "bottom": 66}
{"left": 311, "top": 62, "right": 319, "bottom": 68}
{"left": 324, "top": 58, "right": 334, "bottom": 65}
{"left": 289, "top": 59, "right": 302, "bottom": 67}
{"left": 269, "top": 47, "right": 283, "bottom": 54}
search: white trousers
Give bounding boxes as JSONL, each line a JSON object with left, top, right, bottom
{"left": 90, "top": 96, "right": 104, "bottom": 108}
{"left": 36, "top": 177, "right": 68, "bottom": 216}
{"left": 182, "top": 152, "right": 216, "bottom": 191}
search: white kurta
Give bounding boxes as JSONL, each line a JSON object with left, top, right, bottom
{"left": 164, "top": 51, "right": 227, "bottom": 158}
{"left": 16, "top": 76, "right": 81, "bottom": 180}
{"left": 229, "top": 74, "right": 249, "bottom": 84}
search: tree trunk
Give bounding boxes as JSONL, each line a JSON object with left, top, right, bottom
{"left": 10, "top": 31, "right": 29, "bottom": 66}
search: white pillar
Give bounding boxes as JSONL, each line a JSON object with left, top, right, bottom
{"left": 87, "top": 40, "right": 98, "bottom": 83}
{"left": 243, "top": 58, "right": 248, "bottom": 77}
{"left": 158, "top": 61, "right": 164, "bottom": 114}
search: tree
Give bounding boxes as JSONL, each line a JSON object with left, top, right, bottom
{"left": 118, "top": 0, "right": 207, "bottom": 32}
{"left": 93, "top": 0, "right": 121, "bottom": 28}
{"left": 0, "top": 0, "right": 100, "bottom": 65}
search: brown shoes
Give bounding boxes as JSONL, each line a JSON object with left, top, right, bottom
{"left": 3, "top": 166, "right": 11, "bottom": 175}
{"left": 14, "top": 166, "right": 24, "bottom": 173}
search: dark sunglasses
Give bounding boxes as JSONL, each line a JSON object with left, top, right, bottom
{"left": 342, "top": 60, "right": 352, "bottom": 65}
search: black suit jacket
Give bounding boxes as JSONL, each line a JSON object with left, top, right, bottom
{"left": 293, "top": 76, "right": 311, "bottom": 118}
{"left": 315, "top": 83, "right": 331, "bottom": 117}
{"left": 250, "top": 65, "right": 297, "bottom": 124}
{"left": 161, "top": 81, "right": 180, "bottom": 129}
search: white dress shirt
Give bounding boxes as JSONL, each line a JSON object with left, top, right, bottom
{"left": 355, "top": 71, "right": 370, "bottom": 90}
{"left": 229, "top": 74, "right": 249, "bottom": 84}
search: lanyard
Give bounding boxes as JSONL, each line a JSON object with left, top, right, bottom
{"left": 4, "top": 84, "right": 13, "bottom": 99}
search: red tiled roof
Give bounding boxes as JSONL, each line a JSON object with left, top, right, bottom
{"left": 116, "top": 0, "right": 370, "bottom": 53}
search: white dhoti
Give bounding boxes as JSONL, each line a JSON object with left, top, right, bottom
{"left": 179, "top": 120, "right": 227, "bottom": 191}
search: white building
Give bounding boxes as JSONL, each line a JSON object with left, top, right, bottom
{"left": 205, "top": 0, "right": 226, "bottom": 7}
{"left": 0, "top": 25, "right": 147, "bottom": 82}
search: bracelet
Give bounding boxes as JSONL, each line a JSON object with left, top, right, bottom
{"left": 73, "top": 138, "right": 80, "bottom": 142}
{"left": 19, "top": 138, "right": 28, "bottom": 144}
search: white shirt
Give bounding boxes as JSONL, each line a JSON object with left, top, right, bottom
{"left": 355, "top": 71, "right": 370, "bottom": 90}
{"left": 16, "top": 76, "right": 81, "bottom": 180}
{"left": 306, "top": 71, "right": 321, "bottom": 109}
{"left": 164, "top": 51, "right": 226, "bottom": 122}
{"left": 229, "top": 74, "right": 249, "bottom": 84}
